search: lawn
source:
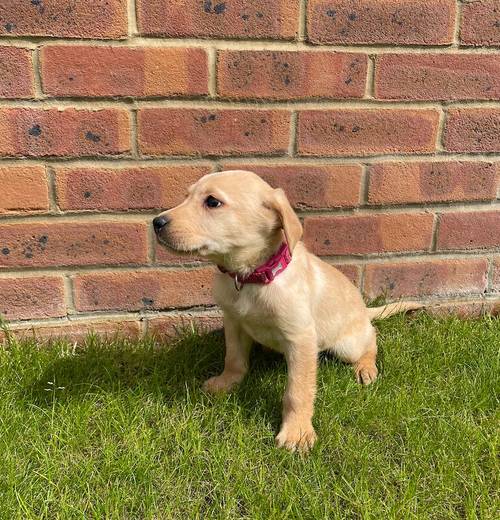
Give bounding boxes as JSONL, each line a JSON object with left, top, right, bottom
{"left": 0, "top": 313, "right": 498, "bottom": 519}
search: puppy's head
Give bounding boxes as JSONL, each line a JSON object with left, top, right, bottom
{"left": 153, "top": 170, "right": 302, "bottom": 270}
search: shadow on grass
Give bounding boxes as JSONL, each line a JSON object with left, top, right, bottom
{"left": 19, "top": 328, "right": 300, "bottom": 426}
{"left": 18, "top": 324, "right": 358, "bottom": 434}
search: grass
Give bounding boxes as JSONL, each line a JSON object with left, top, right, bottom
{"left": 0, "top": 313, "right": 498, "bottom": 519}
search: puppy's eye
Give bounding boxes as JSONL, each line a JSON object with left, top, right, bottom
{"left": 205, "top": 195, "right": 223, "bottom": 209}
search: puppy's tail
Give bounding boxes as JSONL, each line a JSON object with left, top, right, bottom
{"left": 367, "top": 301, "right": 424, "bottom": 320}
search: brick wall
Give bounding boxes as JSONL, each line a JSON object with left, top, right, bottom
{"left": 0, "top": 0, "right": 499, "bottom": 341}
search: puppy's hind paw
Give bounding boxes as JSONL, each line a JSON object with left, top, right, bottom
{"left": 355, "top": 363, "right": 378, "bottom": 385}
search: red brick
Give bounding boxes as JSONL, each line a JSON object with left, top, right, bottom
{"left": 368, "top": 162, "right": 498, "bottom": 205}
{"left": 364, "top": 259, "right": 488, "bottom": 299}
{"left": 137, "top": 0, "right": 299, "bottom": 39}
{"left": 375, "top": 54, "right": 500, "bottom": 101}
{"left": 74, "top": 268, "right": 214, "bottom": 312}
{"left": 4, "top": 320, "right": 141, "bottom": 344}
{"left": 56, "top": 166, "right": 211, "bottom": 211}
{"left": 0, "top": 166, "right": 49, "bottom": 213}
{"left": 0, "top": 47, "right": 34, "bottom": 99}
{"left": 41, "top": 46, "right": 208, "bottom": 98}
{"left": 437, "top": 211, "right": 500, "bottom": 251}
{"left": 307, "top": 0, "right": 455, "bottom": 45}
{"left": 0, "top": 222, "right": 147, "bottom": 268}
{"left": 0, "top": 276, "right": 65, "bottom": 320}
{"left": 304, "top": 213, "right": 434, "bottom": 256}
{"left": 332, "top": 264, "right": 360, "bottom": 286}
{"left": 217, "top": 51, "right": 367, "bottom": 100}
{"left": 0, "top": 0, "right": 127, "bottom": 39}
{"left": 444, "top": 109, "right": 500, "bottom": 153}
{"left": 138, "top": 109, "right": 290, "bottom": 157}
{"left": 155, "top": 245, "right": 204, "bottom": 265}
{"left": 297, "top": 109, "right": 439, "bottom": 157}
{"left": 148, "top": 313, "right": 223, "bottom": 338}
{"left": 493, "top": 258, "right": 500, "bottom": 292}
{"left": 0, "top": 108, "right": 130, "bottom": 158}
{"left": 460, "top": 0, "right": 500, "bottom": 47}
{"left": 221, "top": 163, "right": 362, "bottom": 208}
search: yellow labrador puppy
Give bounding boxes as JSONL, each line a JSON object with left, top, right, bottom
{"left": 153, "top": 170, "right": 419, "bottom": 451}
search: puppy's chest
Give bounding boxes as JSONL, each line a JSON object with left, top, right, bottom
{"left": 217, "top": 285, "right": 287, "bottom": 351}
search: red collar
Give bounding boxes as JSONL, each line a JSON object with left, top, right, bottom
{"left": 218, "top": 243, "right": 292, "bottom": 290}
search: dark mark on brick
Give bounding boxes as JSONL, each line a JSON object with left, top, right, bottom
{"left": 326, "top": 9, "right": 336, "bottom": 18}
{"left": 84, "top": 191, "right": 92, "bottom": 199}
{"left": 38, "top": 235, "right": 48, "bottom": 250}
{"left": 324, "top": 239, "right": 331, "bottom": 246}
{"left": 1, "top": 247, "right": 9, "bottom": 256}
{"left": 4, "top": 22, "right": 15, "bottom": 32}
{"left": 28, "top": 124, "right": 42, "bottom": 137}
{"left": 85, "top": 131, "right": 101, "bottom": 143}
{"left": 214, "top": 3, "right": 226, "bottom": 15}
{"left": 348, "top": 13, "right": 357, "bottom": 21}
{"left": 142, "top": 297, "right": 154, "bottom": 306}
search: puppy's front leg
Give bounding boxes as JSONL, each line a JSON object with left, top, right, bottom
{"left": 276, "top": 333, "right": 318, "bottom": 452}
{"left": 203, "top": 314, "right": 252, "bottom": 393}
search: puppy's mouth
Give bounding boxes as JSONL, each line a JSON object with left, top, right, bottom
{"left": 155, "top": 233, "right": 208, "bottom": 256}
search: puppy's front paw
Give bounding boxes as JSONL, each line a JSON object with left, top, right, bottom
{"left": 202, "top": 375, "right": 237, "bottom": 394}
{"left": 275, "top": 421, "right": 317, "bottom": 453}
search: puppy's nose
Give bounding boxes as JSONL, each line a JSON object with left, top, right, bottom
{"left": 153, "top": 215, "right": 170, "bottom": 233}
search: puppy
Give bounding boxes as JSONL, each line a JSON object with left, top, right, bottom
{"left": 153, "top": 170, "right": 419, "bottom": 451}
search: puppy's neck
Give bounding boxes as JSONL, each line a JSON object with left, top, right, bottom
{"left": 217, "top": 233, "right": 285, "bottom": 277}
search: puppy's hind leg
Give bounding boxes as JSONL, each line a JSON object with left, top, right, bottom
{"left": 330, "top": 324, "right": 378, "bottom": 385}
{"left": 354, "top": 334, "right": 378, "bottom": 385}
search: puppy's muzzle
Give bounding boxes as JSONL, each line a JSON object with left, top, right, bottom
{"left": 152, "top": 215, "right": 170, "bottom": 235}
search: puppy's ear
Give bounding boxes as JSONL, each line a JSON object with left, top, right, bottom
{"left": 268, "top": 188, "right": 303, "bottom": 252}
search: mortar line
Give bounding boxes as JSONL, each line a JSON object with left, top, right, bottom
{"left": 63, "top": 275, "right": 76, "bottom": 315}
{"left": 130, "top": 106, "right": 139, "bottom": 158}
{"left": 430, "top": 213, "right": 441, "bottom": 252}
{"left": 453, "top": 1, "right": 464, "bottom": 48}
{"left": 359, "top": 264, "right": 366, "bottom": 294}
{"left": 128, "top": 0, "right": 139, "bottom": 38}
{"left": 486, "top": 256, "right": 495, "bottom": 292}
{"left": 360, "top": 164, "right": 370, "bottom": 205}
{"left": 45, "top": 165, "right": 61, "bottom": 213}
{"left": 0, "top": 154, "right": 498, "bottom": 168}
{"left": 3, "top": 308, "right": 224, "bottom": 329}
{"left": 436, "top": 107, "right": 447, "bottom": 152}
{"left": 147, "top": 217, "right": 156, "bottom": 264}
{"left": 365, "top": 55, "right": 376, "bottom": 99}
{"left": 298, "top": 0, "right": 307, "bottom": 42}
{"left": 2, "top": 98, "right": 500, "bottom": 110}
{"left": 288, "top": 111, "right": 298, "bottom": 157}
{"left": 31, "top": 46, "right": 43, "bottom": 98}
{"left": 208, "top": 47, "right": 218, "bottom": 97}
{"left": 4, "top": 36, "right": 500, "bottom": 52}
